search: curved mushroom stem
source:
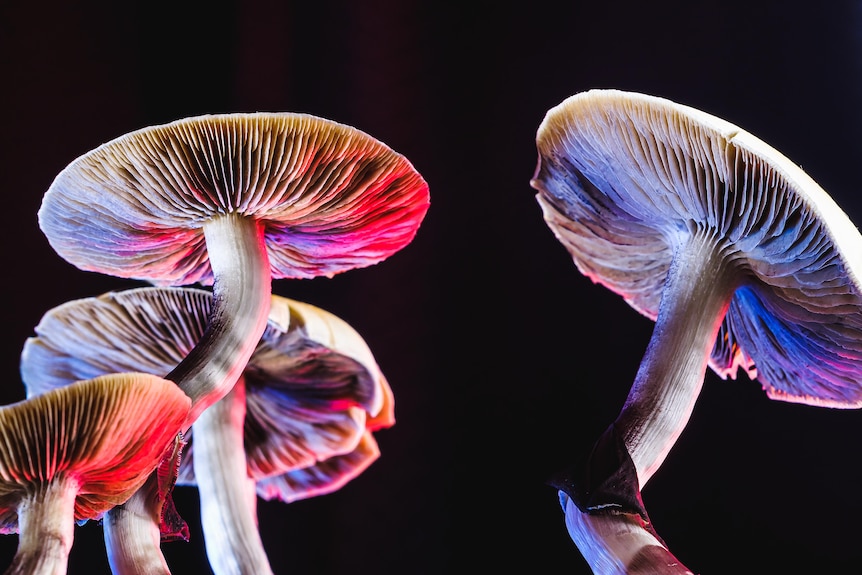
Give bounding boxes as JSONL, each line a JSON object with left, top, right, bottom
{"left": 194, "top": 377, "right": 273, "bottom": 575}
{"left": 5, "top": 476, "right": 78, "bottom": 575}
{"left": 616, "top": 228, "right": 740, "bottom": 486}
{"left": 103, "top": 474, "right": 171, "bottom": 575}
{"left": 552, "top": 229, "right": 739, "bottom": 568}
{"left": 558, "top": 492, "right": 695, "bottom": 575}
{"left": 104, "top": 213, "right": 273, "bottom": 571}
{"left": 168, "top": 213, "right": 273, "bottom": 428}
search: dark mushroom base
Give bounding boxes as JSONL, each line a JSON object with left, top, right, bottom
{"left": 547, "top": 423, "right": 662, "bottom": 542}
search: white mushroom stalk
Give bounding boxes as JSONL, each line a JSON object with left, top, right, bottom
{"left": 102, "top": 474, "right": 176, "bottom": 575}
{"left": 7, "top": 478, "right": 78, "bottom": 575}
{"left": 21, "top": 287, "right": 395, "bottom": 575}
{"left": 102, "top": 431, "right": 189, "bottom": 575}
{"left": 531, "top": 89, "right": 862, "bottom": 571}
{"left": 193, "top": 379, "right": 268, "bottom": 574}
{"left": 168, "top": 212, "right": 271, "bottom": 426}
{"left": 0, "top": 373, "right": 190, "bottom": 575}
{"left": 559, "top": 492, "right": 694, "bottom": 575}
{"left": 609, "top": 225, "right": 740, "bottom": 482}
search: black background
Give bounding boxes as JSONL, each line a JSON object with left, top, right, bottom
{"left": 4, "top": 1, "right": 862, "bottom": 573}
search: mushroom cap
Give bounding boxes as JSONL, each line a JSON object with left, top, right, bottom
{"left": 531, "top": 88, "right": 862, "bottom": 407}
{"left": 38, "top": 113, "right": 430, "bottom": 285}
{"left": 0, "top": 373, "right": 190, "bottom": 533}
{"left": 20, "top": 286, "right": 392, "bottom": 490}
{"left": 256, "top": 431, "right": 380, "bottom": 504}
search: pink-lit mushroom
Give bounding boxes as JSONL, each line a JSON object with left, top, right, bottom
{"left": 530, "top": 89, "right": 862, "bottom": 572}
{"left": 39, "top": 112, "right": 428, "bottom": 427}
{"left": 0, "top": 373, "right": 190, "bottom": 575}
{"left": 21, "top": 286, "right": 393, "bottom": 574}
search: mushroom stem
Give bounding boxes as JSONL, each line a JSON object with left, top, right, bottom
{"left": 105, "top": 213, "right": 272, "bottom": 571}
{"left": 194, "top": 377, "right": 273, "bottom": 575}
{"left": 558, "top": 492, "right": 695, "bottom": 575}
{"left": 5, "top": 476, "right": 78, "bottom": 575}
{"left": 103, "top": 474, "right": 171, "bottom": 575}
{"left": 616, "top": 227, "right": 740, "bottom": 486}
{"left": 167, "top": 213, "right": 272, "bottom": 428}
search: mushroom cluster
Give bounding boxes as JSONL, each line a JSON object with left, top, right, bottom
{"left": 0, "top": 373, "right": 190, "bottom": 575}
{"left": 5, "top": 112, "right": 428, "bottom": 574}
{"left": 530, "top": 89, "right": 862, "bottom": 573}
{"left": 21, "top": 287, "right": 395, "bottom": 573}
{"left": 17, "top": 86, "right": 857, "bottom": 574}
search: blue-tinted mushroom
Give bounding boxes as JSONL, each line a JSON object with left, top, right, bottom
{"left": 21, "top": 287, "right": 393, "bottom": 574}
{"left": 530, "top": 89, "right": 862, "bottom": 572}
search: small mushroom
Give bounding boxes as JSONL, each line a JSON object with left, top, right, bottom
{"left": 21, "top": 286, "right": 393, "bottom": 574}
{"left": 0, "top": 372, "right": 190, "bottom": 575}
{"left": 530, "top": 89, "right": 862, "bottom": 570}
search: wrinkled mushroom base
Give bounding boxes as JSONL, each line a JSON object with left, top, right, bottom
{"left": 548, "top": 423, "right": 650, "bottom": 524}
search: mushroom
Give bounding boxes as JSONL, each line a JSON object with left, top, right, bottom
{"left": 20, "top": 286, "right": 393, "bottom": 574}
{"left": 38, "top": 112, "right": 429, "bottom": 428}
{"left": 37, "top": 112, "right": 428, "bottom": 573}
{"left": 530, "top": 89, "right": 862, "bottom": 570}
{"left": 0, "top": 372, "right": 190, "bottom": 575}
